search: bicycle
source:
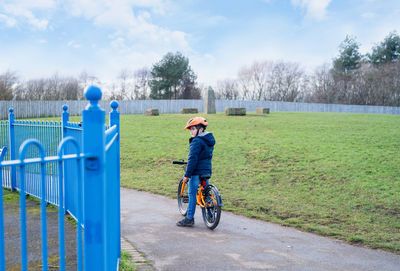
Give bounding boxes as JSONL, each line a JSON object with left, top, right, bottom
{"left": 172, "top": 160, "right": 223, "bottom": 230}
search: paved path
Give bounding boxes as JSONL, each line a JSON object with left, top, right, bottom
{"left": 121, "top": 188, "right": 400, "bottom": 271}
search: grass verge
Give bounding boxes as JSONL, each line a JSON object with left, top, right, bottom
{"left": 119, "top": 251, "right": 136, "bottom": 271}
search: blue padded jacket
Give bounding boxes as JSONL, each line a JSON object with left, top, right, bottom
{"left": 184, "top": 132, "right": 215, "bottom": 178}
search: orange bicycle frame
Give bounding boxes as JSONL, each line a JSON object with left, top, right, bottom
{"left": 180, "top": 179, "right": 218, "bottom": 208}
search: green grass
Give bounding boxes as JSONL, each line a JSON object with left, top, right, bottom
{"left": 119, "top": 251, "right": 136, "bottom": 271}
{"left": 120, "top": 112, "right": 400, "bottom": 253}
{"left": 2, "top": 188, "right": 19, "bottom": 201}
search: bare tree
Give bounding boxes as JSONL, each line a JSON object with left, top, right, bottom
{"left": 60, "top": 77, "right": 81, "bottom": 100}
{"left": 236, "top": 60, "right": 305, "bottom": 102}
{"left": 0, "top": 70, "right": 17, "bottom": 100}
{"left": 216, "top": 79, "right": 239, "bottom": 100}
{"left": 131, "top": 68, "right": 151, "bottom": 100}
{"left": 238, "top": 61, "right": 273, "bottom": 100}
{"left": 79, "top": 71, "right": 99, "bottom": 99}
{"left": 108, "top": 82, "right": 121, "bottom": 100}
{"left": 23, "top": 78, "right": 46, "bottom": 100}
{"left": 116, "top": 69, "right": 131, "bottom": 100}
{"left": 367, "top": 61, "right": 400, "bottom": 106}
{"left": 307, "top": 64, "right": 336, "bottom": 103}
{"left": 269, "top": 61, "right": 305, "bottom": 102}
{"left": 12, "top": 73, "right": 84, "bottom": 101}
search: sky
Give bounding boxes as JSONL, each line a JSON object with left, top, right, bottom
{"left": 1, "top": 0, "right": 400, "bottom": 88}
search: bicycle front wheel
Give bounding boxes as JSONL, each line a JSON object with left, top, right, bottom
{"left": 177, "top": 179, "right": 189, "bottom": 216}
{"left": 202, "top": 185, "right": 222, "bottom": 230}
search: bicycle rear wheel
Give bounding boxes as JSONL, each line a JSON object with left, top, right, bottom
{"left": 202, "top": 185, "right": 222, "bottom": 230}
{"left": 177, "top": 179, "right": 189, "bottom": 216}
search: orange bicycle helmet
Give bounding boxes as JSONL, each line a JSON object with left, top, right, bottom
{"left": 184, "top": 117, "right": 208, "bottom": 130}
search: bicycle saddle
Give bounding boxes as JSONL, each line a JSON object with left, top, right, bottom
{"left": 199, "top": 175, "right": 211, "bottom": 180}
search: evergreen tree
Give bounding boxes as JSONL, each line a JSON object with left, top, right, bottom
{"left": 150, "top": 52, "right": 199, "bottom": 99}
{"left": 368, "top": 31, "right": 400, "bottom": 65}
{"left": 332, "top": 35, "right": 363, "bottom": 74}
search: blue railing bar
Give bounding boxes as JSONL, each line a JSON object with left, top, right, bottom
{"left": 0, "top": 175, "right": 5, "bottom": 271}
{"left": 105, "top": 124, "right": 117, "bottom": 136}
{"left": 40, "top": 161, "right": 48, "bottom": 271}
{"left": 105, "top": 133, "right": 118, "bottom": 152}
{"left": 105, "top": 125, "right": 117, "bottom": 143}
{"left": 57, "top": 136, "right": 83, "bottom": 271}
{"left": 65, "top": 122, "right": 81, "bottom": 126}
{"left": 0, "top": 153, "right": 94, "bottom": 167}
{"left": 13, "top": 123, "right": 62, "bottom": 127}
{"left": 64, "top": 126, "right": 82, "bottom": 131}
{"left": 9, "top": 109, "right": 16, "bottom": 191}
{"left": 65, "top": 210, "right": 84, "bottom": 229}
{"left": 19, "top": 165, "right": 28, "bottom": 271}
{"left": 18, "top": 139, "right": 47, "bottom": 271}
{"left": 0, "top": 148, "right": 7, "bottom": 270}
{"left": 76, "top": 155, "right": 83, "bottom": 271}
{"left": 12, "top": 186, "right": 58, "bottom": 206}
{"left": 105, "top": 127, "right": 119, "bottom": 144}
{"left": 58, "top": 158, "right": 66, "bottom": 271}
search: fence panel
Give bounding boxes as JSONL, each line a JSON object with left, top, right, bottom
{"left": 2, "top": 99, "right": 400, "bottom": 118}
{"left": 12, "top": 118, "right": 62, "bottom": 205}
{"left": 105, "top": 100, "right": 121, "bottom": 270}
{"left": 0, "top": 122, "right": 10, "bottom": 188}
{"left": 62, "top": 105, "right": 83, "bottom": 218}
{"left": 0, "top": 86, "right": 120, "bottom": 270}
{"left": 0, "top": 147, "right": 7, "bottom": 270}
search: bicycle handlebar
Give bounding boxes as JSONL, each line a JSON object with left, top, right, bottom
{"left": 172, "top": 160, "right": 188, "bottom": 165}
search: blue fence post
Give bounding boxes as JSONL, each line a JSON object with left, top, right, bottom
{"left": 109, "top": 101, "right": 119, "bottom": 129}
{"left": 0, "top": 148, "right": 7, "bottom": 270}
{"left": 61, "top": 105, "right": 70, "bottom": 215}
{"left": 62, "top": 105, "right": 69, "bottom": 136}
{"left": 109, "top": 100, "right": 121, "bottom": 260}
{"left": 82, "top": 86, "right": 106, "bottom": 270}
{"left": 8, "top": 108, "right": 16, "bottom": 191}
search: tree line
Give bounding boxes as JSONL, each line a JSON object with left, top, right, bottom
{"left": 0, "top": 52, "right": 201, "bottom": 101}
{"left": 1, "top": 31, "right": 400, "bottom": 106}
{"left": 216, "top": 31, "right": 400, "bottom": 107}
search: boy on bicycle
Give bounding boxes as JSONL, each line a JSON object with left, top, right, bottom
{"left": 177, "top": 117, "right": 216, "bottom": 227}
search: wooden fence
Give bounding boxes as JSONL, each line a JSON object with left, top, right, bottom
{"left": 1, "top": 100, "right": 399, "bottom": 119}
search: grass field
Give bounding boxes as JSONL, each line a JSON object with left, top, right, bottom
{"left": 119, "top": 112, "right": 400, "bottom": 253}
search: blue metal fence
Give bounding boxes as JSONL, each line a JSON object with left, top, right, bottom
{"left": 0, "top": 86, "right": 120, "bottom": 270}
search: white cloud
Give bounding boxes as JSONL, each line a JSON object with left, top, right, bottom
{"left": 361, "top": 12, "right": 376, "bottom": 19}
{"left": 202, "top": 15, "right": 229, "bottom": 27}
{"left": 63, "top": 0, "right": 166, "bottom": 25}
{"left": 0, "top": 13, "right": 17, "bottom": 27}
{"left": 0, "top": 0, "right": 55, "bottom": 30}
{"left": 67, "top": 40, "right": 81, "bottom": 48}
{"left": 63, "top": 0, "right": 191, "bottom": 55}
{"left": 291, "top": 0, "right": 332, "bottom": 20}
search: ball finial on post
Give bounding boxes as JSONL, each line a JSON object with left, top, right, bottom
{"left": 84, "top": 85, "right": 102, "bottom": 107}
{"left": 109, "top": 100, "right": 120, "bottom": 127}
{"left": 110, "top": 100, "right": 119, "bottom": 111}
{"left": 62, "top": 105, "right": 69, "bottom": 124}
